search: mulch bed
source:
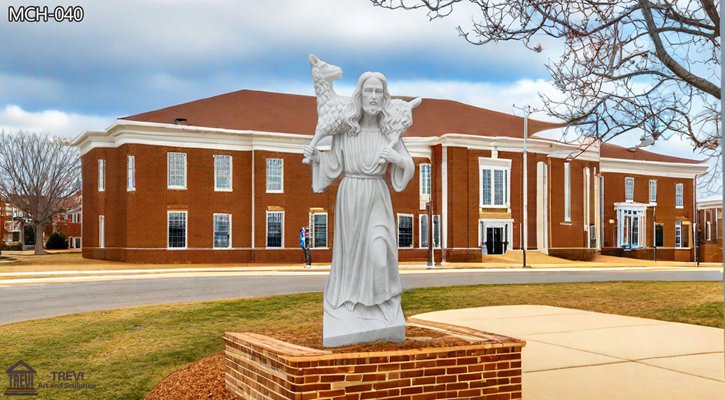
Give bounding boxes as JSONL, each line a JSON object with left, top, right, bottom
{"left": 146, "top": 325, "right": 474, "bottom": 399}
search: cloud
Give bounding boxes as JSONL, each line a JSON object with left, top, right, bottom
{"left": 0, "top": 0, "right": 557, "bottom": 116}
{"left": 388, "top": 78, "right": 563, "bottom": 121}
{"left": 0, "top": 105, "right": 111, "bottom": 138}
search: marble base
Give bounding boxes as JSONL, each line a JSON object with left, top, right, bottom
{"left": 322, "top": 295, "right": 405, "bottom": 347}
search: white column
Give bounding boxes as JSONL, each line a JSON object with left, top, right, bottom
{"left": 442, "top": 146, "right": 448, "bottom": 258}
{"left": 523, "top": 107, "right": 529, "bottom": 256}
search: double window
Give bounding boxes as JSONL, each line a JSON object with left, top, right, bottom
{"left": 214, "top": 155, "right": 232, "bottom": 191}
{"left": 480, "top": 165, "right": 510, "bottom": 207}
{"left": 266, "top": 158, "right": 284, "bottom": 193}
{"left": 168, "top": 152, "right": 187, "bottom": 189}
{"left": 675, "top": 221, "right": 690, "bottom": 248}
{"left": 616, "top": 206, "right": 646, "bottom": 249}
{"left": 418, "top": 214, "right": 442, "bottom": 248}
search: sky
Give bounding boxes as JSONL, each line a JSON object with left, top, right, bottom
{"left": 0, "top": 0, "right": 718, "bottom": 195}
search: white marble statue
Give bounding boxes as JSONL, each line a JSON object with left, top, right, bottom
{"left": 303, "top": 59, "right": 422, "bottom": 347}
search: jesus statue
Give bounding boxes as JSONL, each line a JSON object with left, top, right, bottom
{"left": 303, "top": 71, "right": 416, "bottom": 347}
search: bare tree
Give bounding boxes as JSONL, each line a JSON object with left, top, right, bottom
{"left": 0, "top": 132, "right": 80, "bottom": 255}
{"left": 371, "top": 0, "right": 720, "bottom": 185}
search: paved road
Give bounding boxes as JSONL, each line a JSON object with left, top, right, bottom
{"left": 0, "top": 268, "right": 721, "bottom": 325}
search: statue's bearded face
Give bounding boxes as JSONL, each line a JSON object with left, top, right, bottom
{"left": 361, "top": 78, "right": 384, "bottom": 116}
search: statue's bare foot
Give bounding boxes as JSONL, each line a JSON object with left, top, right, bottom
{"left": 343, "top": 301, "right": 356, "bottom": 312}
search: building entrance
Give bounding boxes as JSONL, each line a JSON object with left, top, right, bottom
{"left": 485, "top": 227, "right": 505, "bottom": 254}
{"left": 479, "top": 219, "right": 512, "bottom": 255}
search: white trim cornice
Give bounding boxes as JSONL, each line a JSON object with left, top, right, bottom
{"left": 600, "top": 157, "right": 708, "bottom": 178}
{"left": 697, "top": 199, "right": 722, "bottom": 209}
{"left": 73, "top": 120, "right": 313, "bottom": 156}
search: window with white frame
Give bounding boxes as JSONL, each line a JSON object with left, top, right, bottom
{"left": 432, "top": 215, "right": 441, "bottom": 248}
{"left": 564, "top": 162, "right": 571, "bottom": 222}
{"left": 616, "top": 206, "right": 646, "bottom": 249}
{"left": 419, "top": 214, "right": 429, "bottom": 248}
{"left": 98, "top": 215, "right": 105, "bottom": 248}
{"left": 266, "top": 158, "right": 284, "bottom": 193}
{"left": 266, "top": 211, "right": 284, "bottom": 247}
{"left": 479, "top": 162, "right": 510, "bottom": 208}
{"left": 716, "top": 209, "right": 720, "bottom": 240}
{"left": 675, "top": 183, "right": 683, "bottom": 208}
{"left": 167, "top": 211, "right": 187, "bottom": 248}
{"left": 127, "top": 155, "right": 135, "bottom": 191}
{"left": 583, "top": 168, "right": 591, "bottom": 229}
{"left": 71, "top": 212, "right": 81, "bottom": 224}
{"left": 98, "top": 159, "right": 105, "bottom": 192}
{"left": 311, "top": 213, "right": 327, "bottom": 248}
{"left": 674, "top": 221, "right": 690, "bottom": 247}
{"left": 214, "top": 155, "right": 232, "bottom": 191}
{"left": 649, "top": 179, "right": 657, "bottom": 203}
{"left": 420, "top": 163, "right": 431, "bottom": 196}
{"left": 624, "top": 177, "right": 634, "bottom": 202}
{"left": 167, "top": 152, "right": 187, "bottom": 189}
{"left": 398, "top": 214, "right": 413, "bottom": 248}
{"left": 213, "top": 213, "right": 231, "bottom": 248}
{"left": 655, "top": 224, "right": 664, "bottom": 247}
{"left": 675, "top": 221, "right": 682, "bottom": 248}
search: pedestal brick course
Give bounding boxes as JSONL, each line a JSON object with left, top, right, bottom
{"left": 224, "top": 319, "right": 525, "bottom": 400}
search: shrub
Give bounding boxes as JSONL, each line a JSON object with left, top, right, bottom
{"left": 45, "top": 231, "right": 68, "bottom": 250}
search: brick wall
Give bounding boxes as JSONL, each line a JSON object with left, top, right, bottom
{"left": 82, "top": 144, "right": 442, "bottom": 263}
{"left": 602, "top": 172, "right": 695, "bottom": 261}
{"left": 225, "top": 322, "right": 525, "bottom": 400}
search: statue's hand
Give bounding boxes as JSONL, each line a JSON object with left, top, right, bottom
{"left": 303, "top": 145, "right": 320, "bottom": 163}
{"left": 380, "top": 147, "right": 403, "bottom": 167}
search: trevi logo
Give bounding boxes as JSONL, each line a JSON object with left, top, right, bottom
{"left": 4, "top": 360, "right": 38, "bottom": 397}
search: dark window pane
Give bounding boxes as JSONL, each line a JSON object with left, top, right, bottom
{"left": 168, "top": 212, "right": 186, "bottom": 248}
{"left": 267, "top": 212, "right": 282, "bottom": 247}
{"left": 398, "top": 215, "right": 413, "bottom": 248}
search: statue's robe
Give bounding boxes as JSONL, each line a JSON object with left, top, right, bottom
{"left": 311, "top": 126, "right": 414, "bottom": 346}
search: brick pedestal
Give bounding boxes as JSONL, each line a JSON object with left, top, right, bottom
{"left": 224, "top": 320, "right": 525, "bottom": 400}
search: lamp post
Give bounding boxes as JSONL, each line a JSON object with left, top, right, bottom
{"left": 514, "top": 104, "right": 531, "bottom": 268}
{"left": 653, "top": 205, "right": 657, "bottom": 262}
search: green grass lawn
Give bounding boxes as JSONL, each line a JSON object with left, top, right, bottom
{"left": 0, "top": 281, "right": 722, "bottom": 399}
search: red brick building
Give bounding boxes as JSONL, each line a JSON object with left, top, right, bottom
{"left": 697, "top": 198, "right": 722, "bottom": 262}
{"left": 46, "top": 192, "right": 83, "bottom": 249}
{"left": 73, "top": 89, "right": 708, "bottom": 263}
{"left": 1, "top": 200, "right": 23, "bottom": 245}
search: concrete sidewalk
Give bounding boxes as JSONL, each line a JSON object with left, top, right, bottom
{"left": 0, "top": 265, "right": 721, "bottom": 286}
{"left": 413, "top": 305, "right": 725, "bottom": 400}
